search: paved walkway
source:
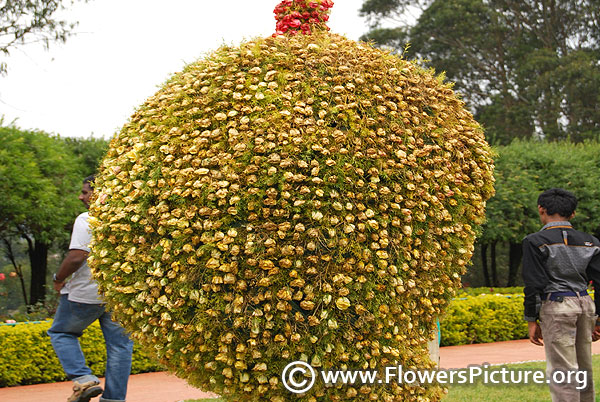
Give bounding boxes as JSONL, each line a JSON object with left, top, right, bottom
{"left": 2, "top": 339, "right": 600, "bottom": 402}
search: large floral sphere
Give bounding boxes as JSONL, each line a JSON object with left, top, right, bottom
{"left": 89, "top": 2, "right": 494, "bottom": 401}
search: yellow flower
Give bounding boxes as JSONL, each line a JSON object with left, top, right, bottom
{"left": 335, "top": 297, "right": 351, "bottom": 310}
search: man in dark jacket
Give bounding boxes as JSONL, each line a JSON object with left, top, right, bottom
{"left": 522, "top": 188, "right": 600, "bottom": 402}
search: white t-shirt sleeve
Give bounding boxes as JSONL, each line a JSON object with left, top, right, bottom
{"left": 69, "top": 213, "right": 91, "bottom": 252}
{"left": 63, "top": 212, "right": 101, "bottom": 303}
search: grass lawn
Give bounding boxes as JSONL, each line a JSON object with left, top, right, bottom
{"left": 184, "top": 356, "right": 600, "bottom": 402}
{"left": 443, "top": 358, "right": 596, "bottom": 402}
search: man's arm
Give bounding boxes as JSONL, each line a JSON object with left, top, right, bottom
{"left": 586, "top": 242, "right": 600, "bottom": 341}
{"left": 53, "top": 249, "right": 89, "bottom": 291}
{"left": 522, "top": 236, "right": 548, "bottom": 346}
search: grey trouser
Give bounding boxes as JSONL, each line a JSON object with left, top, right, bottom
{"left": 540, "top": 296, "right": 596, "bottom": 402}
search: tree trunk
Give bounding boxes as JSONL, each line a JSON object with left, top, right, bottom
{"left": 481, "top": 243, "right": 491, "bottom": 287}
{"left": 507, "top": 241, "right": 523, "bottom": 287}
{"left": 27, "top": 239, "right": 49, "bottom": 306}
{"left": 491, "top": 241, "right": 498, "bottom": 287}
{"left": 3, "top": 239, "right": 29, "bottom": 305}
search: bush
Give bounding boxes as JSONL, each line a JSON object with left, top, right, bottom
{"left": 0, "top": 320, "right": 161, "bottom": 387}
{"left": 88, "top": 6, "right": 494, "bottom": 402}
{"left": 440, "top": 294, "right": 527, "bottom": 346}
{"left": 482, "top": 139, "right": 600, "bottom": 244}
{"left": 0, "top": 296, "right": 532, "bottom": 386}
{"left": 456, "top": 286, "right": 523, "bottom": 297}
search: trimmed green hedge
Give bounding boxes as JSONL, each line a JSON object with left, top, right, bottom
{"left": 456, "top": 287, "right": 524, "bottom": 297}
{"left": 0, "top": 320, "right": 161, "bottom": 387}
{"left": 440, "top": 294, "right": 527, "bottom": 346}
{"left": 0, "top": 294, "right": 530, "bottom": 386}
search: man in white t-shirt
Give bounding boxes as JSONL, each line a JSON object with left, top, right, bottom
{"left": 48, "top": 175, "right": 133, "bottom": 402}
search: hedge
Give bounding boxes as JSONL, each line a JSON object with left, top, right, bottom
{"left": 0, "top": 320, "right": 161, "bottom": 387}
{"left": 0, "top": 294, "right": 530, "bottom": 386}
{"left": 440, "top": 294, "right": 527, "bottom": 346}
{"left": 455, "top": 287, "right": 524, "bottom": 297}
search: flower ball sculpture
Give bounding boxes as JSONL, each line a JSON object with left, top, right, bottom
{"left": 89, "top": 1, "right": 494, "bottom": 400}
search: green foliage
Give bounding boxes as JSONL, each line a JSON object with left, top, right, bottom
{"left": 360, "top": 27, "right": 409, "bottom": 51}
{"left": 0, "top": 123, "right": 108, "bottom": 307}
{"left": 462, "top": 139, "right": 600, "bottom": 287}
{"left": 456, "top": 287, "right": 523, "bottom": 297}
{"left": 360, "top": 0, "right": 429, "bottom": 22}
{"left": 0, "top": 124, "right": 82, "bottom": 244}
{"left": 446, "top": 357, "right": 600, "bottom": 402}
{"left": 361, "top": 0, "right": 600, "bottom": 144}
{"left": 0, "top": 0, "right": 89, "bottom": 75}
{"left": 440, "top": 294, "right": 527, "bottom": 346}
{"left": 0, "top": 265, "right": 24, "bottom": 311}
{"left": 62, "top": 136, "right": 110, "bottom": 178}
{"left": 0, "top": 124, "right": 84, "bottom": 305}
{"left": 482, "top": 139, "right": 600, "bottom": 243}
{"left": 0, "top": 321, "right": 161, "bottom": 387}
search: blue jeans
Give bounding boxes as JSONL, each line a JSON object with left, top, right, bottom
{"left": 48, "top": 295, "right": 134, "bottom": 402}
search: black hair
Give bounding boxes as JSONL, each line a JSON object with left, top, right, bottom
{"left": 83, "top": 174, "right": 96, "bottom": 187}
{"left": 537, "top": 188, "right": 577, "bottom": 218}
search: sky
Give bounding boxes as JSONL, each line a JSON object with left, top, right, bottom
{"left": 0, "top": 0, "right": 371, "bottom": 139}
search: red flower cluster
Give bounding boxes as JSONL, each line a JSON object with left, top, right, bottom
{"left": 273, "top": 0, "right": 334, "bottom": 36}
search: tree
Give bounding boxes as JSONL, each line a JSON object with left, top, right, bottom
{"left": 360, "top": 0, "right": 600, "bottom": 144}
{"left": 477, "top": 139, "right": 600, "bottom": 286}
{"left": 0, "top": 0, "right": 88, "bottom": 75}
{"left": 62, "top": 136, "right": 109, "bottom": 175}
{"left": 0, "top": 123, "right": 83, "bottom": 305}
{"left": 2, "top": 238, "right": 28, "bottom": 306}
